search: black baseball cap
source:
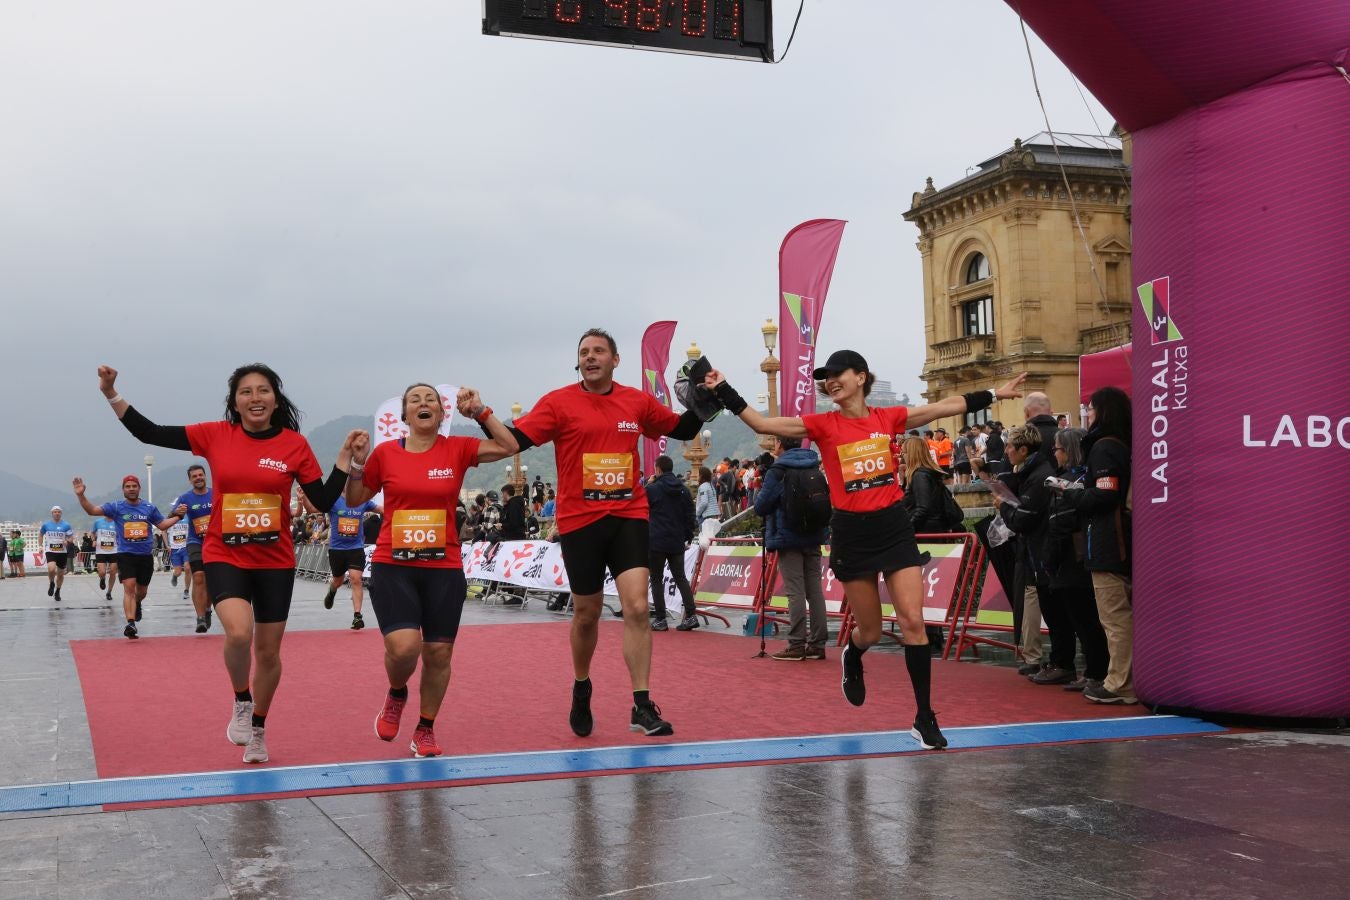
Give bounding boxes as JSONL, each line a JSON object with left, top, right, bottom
{"left": 812, "top": 349, "right": 869, "bottom": 380}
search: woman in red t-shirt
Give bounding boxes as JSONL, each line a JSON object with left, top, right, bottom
{"left": 706, "top": 350, "right": 1025, "bottom": 751}
{"left": 344, "top": 383, "right": 516, "bottom": 759}
{"left": 99, "top": 363, "right": 355, "bottom": 765}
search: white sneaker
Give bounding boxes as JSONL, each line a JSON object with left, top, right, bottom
{"left": 227, "top": 700, "right": 254, "bottom": 746}
{"left": 242, "top": 726, "right": 268, "bottom": 764}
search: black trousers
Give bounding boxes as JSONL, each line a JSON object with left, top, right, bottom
{"left": 1058, "top": 582, "right": 1110, "bottom": 680}
{"left": 649, "top": 550, "right": 695, "bottom": 618}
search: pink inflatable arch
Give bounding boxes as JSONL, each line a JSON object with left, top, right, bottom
{"left": 1010, "top": 1, "right": 1350, "bottom": 717}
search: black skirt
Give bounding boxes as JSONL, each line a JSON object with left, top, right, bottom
{"left": 828, "top": 502, "right": 927, "bottom": 582}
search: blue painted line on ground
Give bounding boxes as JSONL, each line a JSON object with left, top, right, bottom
{"left": 0, "top": 715, "right": 1225, "bottom": 813}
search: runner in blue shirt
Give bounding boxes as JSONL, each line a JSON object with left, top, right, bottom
{"left": 170, "top": 464, "right": 214, "bottom": 633}
{"left": 93, "top": 514, "right": 119, "bottom": 601}
{"left": 166, "top": 519, "right": 190, "bottom": 600}
{"left": 73, "top": 474, "right": 182, "bottom": 639}
{"left": 39, "top": 507, "right": 75, "bottom": 602}
{"left": 300, "top": 492, "right": 380, "bottom": 629}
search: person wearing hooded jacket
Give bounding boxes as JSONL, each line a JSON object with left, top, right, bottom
{"left": 997, "top": 425, "right": 1078, "bottom": 685}
{"left": 755, "top": 436, "right": 830, "bottom": 660}
{"left": 645, "top": 455, "right": 697, "bottom": 632}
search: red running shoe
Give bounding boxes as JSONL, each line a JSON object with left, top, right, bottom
{"left": 374, "top": 692, "right": 406, "bottom": 742}
{"left": 410, "top": 724, "right": 441, "bottom": 758}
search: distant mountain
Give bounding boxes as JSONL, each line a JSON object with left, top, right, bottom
{"left": 0, "top": 469, "right": 71, "bottom": 523}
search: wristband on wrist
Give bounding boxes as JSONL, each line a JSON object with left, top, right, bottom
{"left": 107, "top": 394, "right": 123, "bottom": 405}
{"left": 962, "top": 390, "right": 995, "bottom": 412}
{"left": 474, "top": 406, "right": 493, "bottom": 424}
{"left": 713, "top": 381, "right": 748, "bottom": 416}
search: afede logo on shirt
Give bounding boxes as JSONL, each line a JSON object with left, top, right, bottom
{"left": 257, "top": 457, "right": 288, "bottom": 474}
{"left": 427, "top": 467, "right": 455, "bottom": 480}
{"left": 616, "top": 421, "right": 640, "bottom": 433}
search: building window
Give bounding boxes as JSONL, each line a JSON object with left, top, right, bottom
{"left": 964, "top": 409, "right": 991, "bottom": 428}
{"left": 963, "top": 297, "right": 993, "bottom": 336}
{"left": 965, "top": 253, "right": 990, "bottom": 283}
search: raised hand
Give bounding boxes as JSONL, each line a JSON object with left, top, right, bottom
{"left": 97, "top": 366, "right": 118, "bottom": 395}
{"left": 72, "top": 477, "right": 86, "bottom": 496}
{"left": 703, "top": 368, "right": 726, "bottom": 389}
{"left": 456, "top": 387, "right": 483, "bottom": 418}
{"left": 994, "top": 372, "right": 1029, "bottom": 400}
{"left": 349, "top": 430, "right": 371, "bottom": 464}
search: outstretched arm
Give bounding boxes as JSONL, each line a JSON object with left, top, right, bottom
{"left": 703, "top": 369, "right": 808, "bottom": 439}
{"left": 98, "top": 365, "right": 193, "bottom": 451}
{"left": 71, "top": 478, "right": 103, "bottom": 518}
{"left": 906, "top": 373, "right": 1028, "bottom": 430}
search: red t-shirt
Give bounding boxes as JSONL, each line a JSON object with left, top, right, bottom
{"left": 185, "top": 421, "right": 323, "bottom": 569}
{"left": 802, "top": 406, "right": 910, "bottom": 513}
{"left": 516, "top": 382, "right": 680, "bottom": 535}
{"left": 362, "top": 435, "right": 479, "bottom": 568}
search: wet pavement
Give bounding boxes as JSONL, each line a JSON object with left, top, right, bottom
{"left": 1, "top": 567, "right": 1347, "bottom": 898}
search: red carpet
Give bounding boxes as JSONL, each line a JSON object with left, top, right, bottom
{"left": 72, "top": 622, "right": 1137, "bottom": 780}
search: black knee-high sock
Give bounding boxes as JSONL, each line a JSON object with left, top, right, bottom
{"left": 904, "top": 644, "right": 932, "bottom": 715}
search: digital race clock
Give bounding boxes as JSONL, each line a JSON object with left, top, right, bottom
{"left": 482, "top": 1, "right": 774, "bottom": 62}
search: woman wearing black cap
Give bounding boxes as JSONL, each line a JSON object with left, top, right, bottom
{"left": 706, "top": 351, "right": 1025, "bottom": 750}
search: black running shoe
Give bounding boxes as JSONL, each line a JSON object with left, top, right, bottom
{"left": 48, "top": 581, "right": 55, "bottom": 597}
{"left": 569, "top": 680, "right": 593, "bottom": 737}
{"left": 840, "top": 641, "right": 866, "bottom": 707}
{"left": 630, "top": 702, "right": 673, "bottom": 736}
{"left": 351, "top": 612, "right": 364, "bottom": 630}
{"left": 911, "top": 711, "right": 948, "bottom": 750}
{"left": 195, "top": 615, "right": 209, "bottom": 634}
{"left": 105, "top": 591, "right": 113, "bottom": 602}
{"left": 54, "top": 589, "right": 61, "bottom": 602}
{"left": 323, "top": 587, "right": 337, "bottom": 610}
{"left": 123, "top": 622, "right": 138, "bottom": 640}
{"left": 135, "top": 599, "right": 143, "bottom": 622}
{"left": 99, "top": 576, "right": 106, "bottom": 590}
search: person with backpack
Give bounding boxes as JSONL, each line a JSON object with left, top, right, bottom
{"left": 755, "top": 436, "right": 830, "bottom": 660}
{"left": 705, "top": 349, "right": 1026, "bottom": 751}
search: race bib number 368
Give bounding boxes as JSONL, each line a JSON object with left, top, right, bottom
{"left": 582, "top": 453, "right": 633, "bottom": 501}
{"left": 837, "top": 437, "right": 896, "bottom": 494}
{"left": 221, "top": 493, "right": 282, "bottom": 545}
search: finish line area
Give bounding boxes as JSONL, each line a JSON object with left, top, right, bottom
{"left": 0, "top": 715, "right": 1224, "bottom": 813}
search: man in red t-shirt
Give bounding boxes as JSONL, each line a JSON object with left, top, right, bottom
{"left": 497, "top": 329, "right": 704, "bottom": 739}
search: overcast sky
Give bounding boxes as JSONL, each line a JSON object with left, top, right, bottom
{"left": 1, "top": 1, "right": 1111, "bottom": 493}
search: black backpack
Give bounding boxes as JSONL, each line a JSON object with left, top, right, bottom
{"left": 776, "top": 464, "right": 832, "bottom": 534}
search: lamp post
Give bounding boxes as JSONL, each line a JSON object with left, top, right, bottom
{"left": 509, "top": 402, "right": 526, "bottom": 496}
{"left": 143, "top": 455, "right": 154, "bottom": 506}
{"left": 759, "top": 318, "right": 780, "bottom": 452}
{"left": 681, "top": 342, "right": 710, "bottom": 482}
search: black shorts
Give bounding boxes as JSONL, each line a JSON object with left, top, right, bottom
{"left": 368, "top": 563, "right": 466, "bottom": 643}
{"left": 116, "top": 553, "right": 156, "bottom": 586}
{"left": 45, "top": 552, "right": 67, "bottom": 568}
{"left": 204, "top": 562, "right": 295, "bottom": 624}
{"left": 557, "top": 515, "right": 649, "bottom": 596}
{"left": 95, "top": 553, "right": 118, "bottom": 566}
{"left": 329, "top": 547, "right": 367, "bottom": 578}
{"left": 828, "top": 503, "right": 927, "bottom": 583}
{"left": 953, "top": 460, "right": 972, "bottom": 475}
{"left": 187, "top": 543, "right": 205, "bottom": 573}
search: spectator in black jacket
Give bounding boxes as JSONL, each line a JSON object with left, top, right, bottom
{"left": 1062, "top": 386, "right": 1134, "bottom": 704}
{"left": 644, "top": 455, "right": 696, "bottom": 632}
{"left": 998, "top": 425, "right": 1077, "bottom": 685}
{"left": 1023, "top": 392, "right": 1060, "bottom": 452}
{"left": 499, "top": 484, "right": 528, "bottom": 541}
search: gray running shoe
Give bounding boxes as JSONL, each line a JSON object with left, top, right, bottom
{"left": 242, "top": 726, "right": 268, "bottom": 764}
{"left": 194, "top": 615, "right": 209, "bottom": 634}
{"left": 228, "top": 700, "right": 254, "bottom": 746}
